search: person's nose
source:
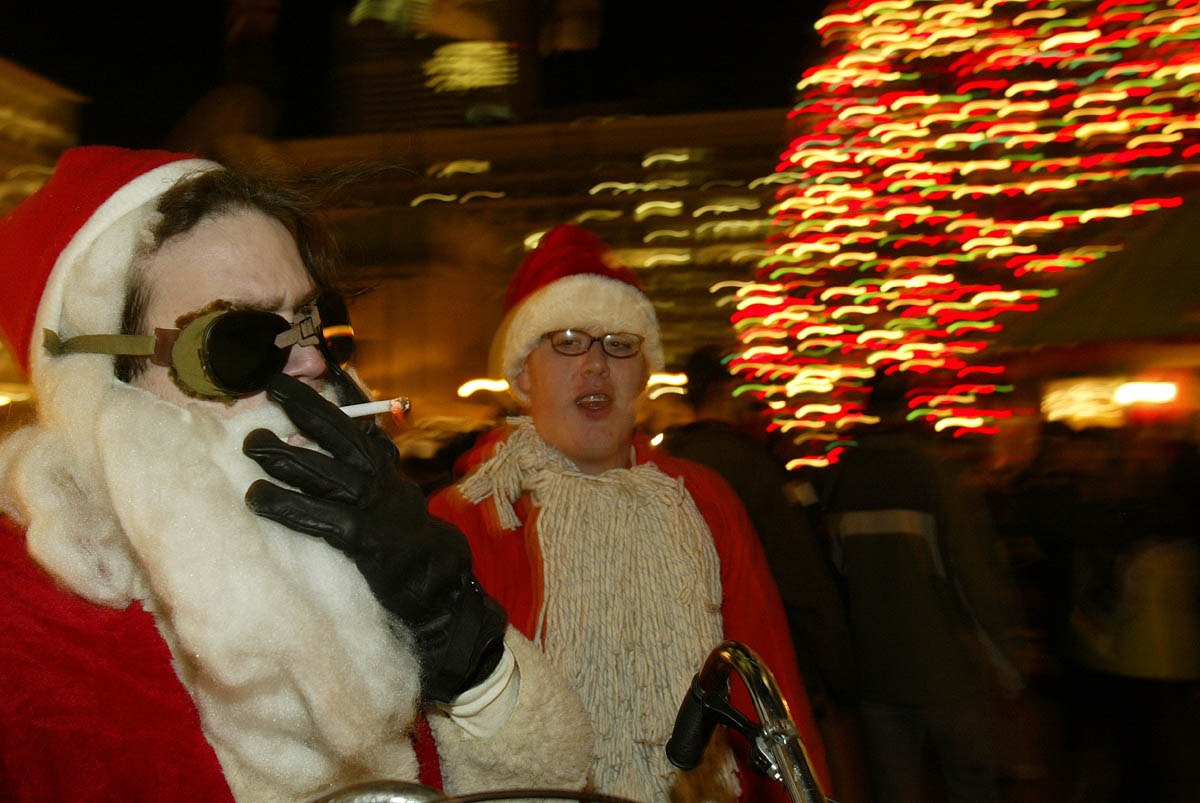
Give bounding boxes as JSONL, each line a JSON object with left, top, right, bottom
{"left": 580, "top": 339, "right": 610, "bottom": 376}
{"left": 283, "top": 343, "right": 327, "bottom": 385}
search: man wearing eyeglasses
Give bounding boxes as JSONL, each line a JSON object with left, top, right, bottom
{"left": 429, "top": 225, "right": 831, "bottom": 802}
{"left": 0, "top": 148, "right": 591, "bottom": 802}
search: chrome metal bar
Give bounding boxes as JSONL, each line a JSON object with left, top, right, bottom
{"left": 311, "top": 784, "right": 641, "bottom": 803}
{"left": 310, "top": 781, "right": 449, "bottom": 803}
{"left": 694, "top": 641, "right": 828, "bottom": 803}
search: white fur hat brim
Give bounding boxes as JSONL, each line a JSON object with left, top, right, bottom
{"left": 491, "top": 273, "right": 664, "bottom": 405}
{"left": 32, "top": 158, "right": 218, "bottom": 381}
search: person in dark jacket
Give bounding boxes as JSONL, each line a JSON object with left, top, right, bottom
{"left": 819, "top": 371, "right": 1024, "bottom": 803}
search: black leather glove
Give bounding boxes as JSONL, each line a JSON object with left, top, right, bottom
{"left": 243, "top": 373, "right": 507, "bottom": 703}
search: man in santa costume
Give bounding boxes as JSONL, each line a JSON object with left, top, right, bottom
{"left": 429, "top": 224, "right": 831, "bottom": 802}
{"left": 0, "top": 147, "right": 593, "bottom": 802}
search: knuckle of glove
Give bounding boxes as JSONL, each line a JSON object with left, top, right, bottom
{"left": 245, "top": 480, "right": 306, "bottom": 525}
{"left": 243, "top": 431, "right": 291, "bottom": 472}
{"left": 411, "top": 550, "right": 470, "bottom": 613}
{"left": 313, "top": 507, "right": 368, "bottom": 557}
{"left": 243, "top": 427, "right": 282, "bottom": 453}
{"left": 377, "top": 584, "right": 444, "bottom": 628}
{"left": 420, "top": 580, "right": 508, "bottom": 702}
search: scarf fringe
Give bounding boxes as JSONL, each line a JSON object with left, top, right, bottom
{"left": 457, "top": 420, "right": 733, "bottom": 801}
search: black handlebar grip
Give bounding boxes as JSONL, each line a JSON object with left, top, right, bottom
{"left": 665, "top": 675, "right": 717, "bottom": 770}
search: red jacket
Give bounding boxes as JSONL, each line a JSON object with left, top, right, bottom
{"left": 431, "top": 427, "right": 830, "bottom": 798}
{"left": 0, "top": 515, "right": 441, "bottom": 802}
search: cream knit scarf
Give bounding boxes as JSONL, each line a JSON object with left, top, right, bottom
{"left": 459, "top": 419, "right": 735, "bottom": 801}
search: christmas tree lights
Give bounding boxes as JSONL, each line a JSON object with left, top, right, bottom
{"left": 731, "top": 0, "right": 1200, "bottom": 467}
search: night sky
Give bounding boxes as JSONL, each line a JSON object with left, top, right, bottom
{"left": 0, "top": 1, "right": 827, "bottom": 148}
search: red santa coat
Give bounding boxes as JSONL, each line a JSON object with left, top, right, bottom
{"left": 0, "top": 515, "right": 441, "bottom": 802}
{"left": 430, "top": 427, "right": 830, "bottom": 798}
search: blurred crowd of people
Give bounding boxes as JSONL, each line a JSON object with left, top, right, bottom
{"left": 987, "top": 421, "right": 1200, "bottom": 803}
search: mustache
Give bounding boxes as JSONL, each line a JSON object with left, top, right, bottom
{"left": 204, "top": 378, "right": 345, "bottom": 452}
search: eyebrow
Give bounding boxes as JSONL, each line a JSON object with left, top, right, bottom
{"left": 296, "top": 288, "right": 322, "bottom": 311}
{"left": 220, "top": 290, "right": 320, "bottom": 315}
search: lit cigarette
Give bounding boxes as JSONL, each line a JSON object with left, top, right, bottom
{"left": 339, "top": 397, "right": 411, "bottom": 418}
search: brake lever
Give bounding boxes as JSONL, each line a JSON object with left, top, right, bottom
{"left": 665, "top": 674, "right": 774, "bottom": 777}
{"left": 666, "top": 641, "right": 829, "bottom": 803}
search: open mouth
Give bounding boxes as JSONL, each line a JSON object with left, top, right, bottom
{"left": 575, "top": 393, "right": 612, "bottom": 411}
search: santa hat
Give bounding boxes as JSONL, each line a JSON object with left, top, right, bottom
{"left": 492, "top": 224, "right": 663, "bottom": 405}
{"left": 0, "top": 146, "right": 217, "bottom": 377}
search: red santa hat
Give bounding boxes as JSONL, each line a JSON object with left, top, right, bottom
{"left": 492, "top": 224, "right": 664, "bottom": 404}
{"left": 0, "top": 146, "right": 216, "bottom": 376}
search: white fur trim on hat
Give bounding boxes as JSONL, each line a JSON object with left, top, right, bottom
{"left": 31, "top": 158, "right": 219, "bottom": 381}
{"left": 491, "top": 273, "right": 664, "bottom": 406}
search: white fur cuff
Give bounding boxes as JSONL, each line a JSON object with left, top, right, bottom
{"left": 443, "top": 645, "right": 518, "bottom": 738}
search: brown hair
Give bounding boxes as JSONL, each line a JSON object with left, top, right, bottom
{"left": 115, "top": 168, "right": 340, "bottom": 382}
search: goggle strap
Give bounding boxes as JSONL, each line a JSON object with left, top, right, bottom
{"left": 43, "top": 329, "right": 158, "bottom": 360}
{"left": 152, "top": 328, "right": 181, "bottom": 367}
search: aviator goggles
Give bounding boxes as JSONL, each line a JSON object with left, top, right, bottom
{"left": 543, "top": 329, "right": 644, "bottom": 359}
{"left": 43, "top": 293, "right": 355, "bottom": 401}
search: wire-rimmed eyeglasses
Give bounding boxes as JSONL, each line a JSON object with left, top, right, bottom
{"left": 543, "top": 329, "right": 644, "bottom": 358}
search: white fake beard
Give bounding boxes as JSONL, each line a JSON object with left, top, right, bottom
{"left": 4, "top": 373, "right": 421, "bottom": 802}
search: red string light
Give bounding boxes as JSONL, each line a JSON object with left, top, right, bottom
{"left": 734, "top": 0, "right": 1200, "bottom": 465}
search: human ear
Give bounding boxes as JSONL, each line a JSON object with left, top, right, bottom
{"left": 515, "top": 365, "right": 533, "bottom": 399}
